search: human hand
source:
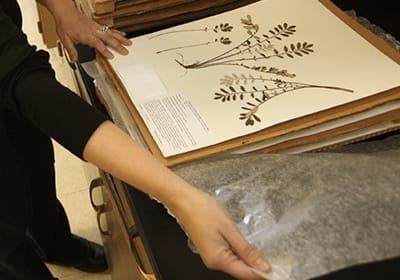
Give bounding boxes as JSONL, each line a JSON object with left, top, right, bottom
{"left": 52, "top": 4, "right": 132, "bottom": 62}
{"left": 81, "top": 118, "right": 270, "bottom": 279}
{"left": 171, "top": 188, "right": 270, "bottom": 280}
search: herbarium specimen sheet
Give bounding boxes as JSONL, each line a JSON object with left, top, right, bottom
{"left": 108, "top": 0, "right": 400, "bottom": 157}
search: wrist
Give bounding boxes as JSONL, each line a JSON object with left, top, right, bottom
{"left": 38, "top": 0, "right": 77, "bottom": 23}
{"left": 162, "top": 183, "right": 208, "bottom": 221}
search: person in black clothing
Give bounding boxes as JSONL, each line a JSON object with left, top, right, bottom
{"left": 0, "top": 0, "right": 270, "bottom": 279}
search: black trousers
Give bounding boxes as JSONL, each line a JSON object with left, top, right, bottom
{"left": 0, "top": 110, "right": 85, "bottom": 279}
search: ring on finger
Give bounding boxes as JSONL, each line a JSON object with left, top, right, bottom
{"left": 101, "top": 25, "right": 112, "bottom": 33}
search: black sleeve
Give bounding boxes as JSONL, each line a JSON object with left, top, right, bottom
{"left": 3, "top": 50, "right": 109, "bottom": 158}
{"left": 0, "top": 3, "right": 34, "bottom": 83}
{"left": 0, "top": 3, "right": 109, "bottom": 159}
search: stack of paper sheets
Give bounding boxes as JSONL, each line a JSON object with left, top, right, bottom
{"left": 77, "top": 0, "right": 259, "bottom": 35}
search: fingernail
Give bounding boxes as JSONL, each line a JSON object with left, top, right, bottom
{"left": 256, "top": 258, "right": 270, "bottom": 271}
{"left": 249, "top": 267, "right": 269, "bottom": 279}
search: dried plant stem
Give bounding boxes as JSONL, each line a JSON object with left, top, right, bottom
{"left": 180, "top": 22, "right": 295, "bottom": 69}
{"left": 182, "top": 33, "right": 257, "bottom": 68}
{"left": 215, "top": 76, "right": 353, "bottom": 125}
{"left": 149, "top": 28, "right": 208, "bottom": 39}
{"left": 307, "top": 84, "right": 354, "bottom": 93}
{"left": 157, "top": 41, "right": 217, "bottom": 54}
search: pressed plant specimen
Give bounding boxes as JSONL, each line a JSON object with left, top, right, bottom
{"left": 152, "top": 14, "right": 353, "bottom": 126}
{"left": 175, "top": 15, "right": 313, "bottom": 78}
{"left": 215, "top": 74, "right": 353, "bottom": 126}
{"left": 152, "top": 23, "right": 234, "bottom": 54}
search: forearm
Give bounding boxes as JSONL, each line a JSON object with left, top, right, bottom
{"left": 84, "top": 121, "right": 271, "bottom": 279}
{"left": 82, "top": 121, "right": 198, "bottom": 213}
{"left": 36, "top": 0, "right": 77, "bottom": 22}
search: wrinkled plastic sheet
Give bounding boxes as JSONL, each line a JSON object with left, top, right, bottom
{"left": 172, "top": 134, "right": 400, "bottom": 280}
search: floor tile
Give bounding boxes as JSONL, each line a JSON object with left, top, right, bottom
{"left": 53, "top": 142, "right": 93, "bottom": 195}
{"left": 47, "top": 263, "right": 111, "bottom": 280}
